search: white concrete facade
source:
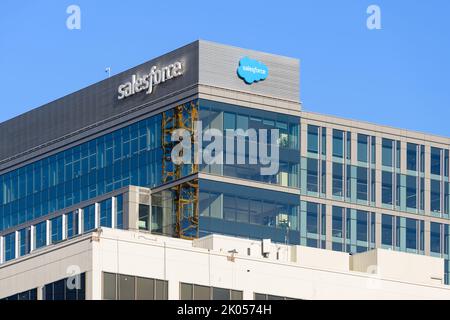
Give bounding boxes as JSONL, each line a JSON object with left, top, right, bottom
{"left": 1, "top": 228, "right": 450, "bottom": 300}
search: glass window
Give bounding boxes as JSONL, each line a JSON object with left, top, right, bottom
{"left": 103, "top": 272, "right": 117, "bottom": 300}
{"left": 83, "top": 204, "right": 96, "bottom": 232}
{"left": 4, "top": 232, "right": 15, "bottom": 261}
{"left": 431, "top": 147, "right": 442, "bottom": 176}
{"left": 357, "top": 134, "right": 368, "bottom": 162}
{"left": 405, "top": 218, "right": 417, "bottom": 251}
{"left": 381, "top": 214, "right": 393, "bottom": 246}
{"left": 100, "top": 198, "right": 112, "bottom": 228}
{"left": 382, "top": 171, "right": 393, "bottom": 205}
{"left": 356, "top": 211, "right": 368, "bottom": 242}
{"left": 430, "top": 222, "right": 441, "bottom": 254}
{"left": 35, "top": 221, "right": 47, "bottom": 249}
{"left": 307, "top": 125, "right": 319, "bottom": 153}
{"left": 382, "top": 138, "right": 393, "bottom": 167}
{"left": 332, "top": 163, "right": 343, "bottom": 197}
{"left": 407, "top": 143, "right": 417, "bottom": 171}
{"left": 180, "top": 283, "right": 193, "bottom": 300}
{"left": 356, "top": 167, "right": 368, "bottom": 201}
{"left": 332, "top": 129, "right": 344, "bottom": 158}
{"left": 138, "top": 204, "right": 150, "bottom": 230}
{"left": 306, "top": 158, "right": 318, "bottom": 193}
{"left": 213, "top": 287, "right": 230, "bottom": 300}
{"left": 193, "top": 285, "right": 211, "bottom": 300}
{"left": 306, "top": 202, "right": 318, "bottom": 234}
{"left": 136, "top": 277, "right": 155, "bottom": 300}
{"left": 67, "top": 211, "right": 79, "bottom": 238}
{"left": 19, "top": 227, "right": 31, "bottom": 257}
{"left": 51, "top": 216, "right": 63, "bottom": 243}
{"left": 406, "top": 176, "right": 417, "bottom": 209}
{"left": 332, "top": 206, "right": 343, "bottom": 238}
{"left": 118, "top": 274, "right": 135, "bottom": 300}
{"left": 431, "top": 180, "right": 441, "bottom": 213}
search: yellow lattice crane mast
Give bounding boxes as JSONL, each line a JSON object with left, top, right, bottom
{"left": 161, "top": 101, "right": 199, "bottom": 239}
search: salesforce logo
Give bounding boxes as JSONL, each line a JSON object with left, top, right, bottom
{"left": 237, "top": 56, "right": 268, "bottom": 84}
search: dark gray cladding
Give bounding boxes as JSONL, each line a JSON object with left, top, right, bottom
{"left": 0, "top": 41, "right": 200, "bottom": 164}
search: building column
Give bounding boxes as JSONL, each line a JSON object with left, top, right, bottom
{"left": 325, "top": 203, "right": 332, "bottom": 250}
{"left": 62, "top": 214, "right": 67, "bottom": 240}
{"left": 78, "top": 208, "right": 84, "bottom": 234}
{"left": 46, "top": 220, "right": 51, "bottom": 246}
{"left": 111, "top": 196, "right": 117, "bottom": 229}
{"left": 14, "top": 230, "right": 20, "bottom": 259}
{"left": 95, "top": 202, "right": 100, "bottom": 229}
{"left": 0, "top": 236, "right": 4, "bottom": 264}
{"left": 424, "top": 219, "right": 431, "bottom": 256}
{"left": 30, "top": 225, "right": 36, "bottom": 252}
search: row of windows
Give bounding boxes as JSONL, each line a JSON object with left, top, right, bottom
{"left": 304, "top": 158, "right": 450, "bottom": 216}
{"left": 1, "top": 273, "right": 85, "bottom": 300}
{"left": 103, "top": 272, "right": 168, "bottom": 300}
{"left": 1, "top": 195, "right": 123, "bottom": 263}
{"left": 180, "top": 283, "right": 243, "bottom": 300}
{"left": 307, "top": 125, "right": 449, "bottom": 175}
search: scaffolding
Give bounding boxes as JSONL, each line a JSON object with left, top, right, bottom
{"left": 161, "top": 101, "right": 199, "bottom": 239}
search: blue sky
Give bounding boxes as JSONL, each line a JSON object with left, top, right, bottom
{"left": 0, "top": 0, "right": 449, "bottom": 136}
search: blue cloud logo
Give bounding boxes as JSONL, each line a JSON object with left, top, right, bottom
{"left": 237, "top": 56, "right": 268, "bottom": 84}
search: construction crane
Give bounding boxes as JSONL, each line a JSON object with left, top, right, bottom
{"left": 161, "top": 100, "right": 199, "bottom": 239}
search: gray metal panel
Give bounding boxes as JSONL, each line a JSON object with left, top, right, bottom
{"left": 0, "top": 41, "right": 200, "bottom": 163}
{"left": 198, "top": 40, "right": 299, "bottom": 103}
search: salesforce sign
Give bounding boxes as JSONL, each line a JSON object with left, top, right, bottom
{"left": 237, "top": 56, "right": 268, "bottom": 84}
{"left": 117, "top": 61, "right": 183, "bottom": 100}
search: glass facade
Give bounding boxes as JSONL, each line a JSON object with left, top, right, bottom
{"left": 2, "top": 94, "right": 450, "bottom": 286}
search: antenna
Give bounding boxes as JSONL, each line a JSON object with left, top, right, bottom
{"left": 105, "top": 67, "right": 111, "bottom": 78}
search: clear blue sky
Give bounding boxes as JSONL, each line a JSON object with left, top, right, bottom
{"left": 1, "top": 1, "right": 449, "bottom": 136}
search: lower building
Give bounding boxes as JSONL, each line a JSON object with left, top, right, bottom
{"left": 1, "top": 226, "right": 449, "bottom": 300}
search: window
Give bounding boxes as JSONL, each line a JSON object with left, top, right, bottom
{"left": 179, "top": 283, "right": 242, "bottom": 300}
{"left": 19, "top": 227, "right": 31, "bottom": 257}
{"left": 307, "top": 125, "right": 319, "bottom": 153}
{"left": 306, "top": 158, "right": 318, "bottom": 193}
{"left": 431, "top": 180, "right": 441, "bottom": 213}
{"left": 100, "top": 198, "right": 112, "bottom": 228}
{"left": 35, "top": 221, "right": 47, "bottom": 249}
{"left": 356, "top": 167, "right": 368, "bottom": 201}
{"left": 405, "top": 218, "right": 418, "bottom": 251}
{"left": 407, "top": 143, "right": 417, "bottom": 171}
{"left": 44, "top": 273, "right": 85, "bottom": 300}
{"left": 1, "top": 288, "right": 37, "bottom": 301}
{"left": 332, "top": 129, "right": 344, "bottom": 158}
{"left": 357, "top": 134, "right": 368, "bottom": 162}
{"left": 83, "top": 204, "right": 96, "bottom": 232}
{"left": 356, "top": 211, "right": 368, "bottom": 242}
{"left": 67, "top": 211, "right": 79, "bottom": 238}
{"left": 382, "top": 171, "right": 393, "bottom": 205}
{"left": 138, "top": 204, "right": 150, "bottom": 230}
{"left": 4, "top": 232, "right": 15, "bottom": 262}
{"left": 430, "top": 222, "right": 441, "bottom": 254}
{"left": 321, "top": 128, "right": 327, "bottom": 155}
{"left": 382, "top": 138, "right": 393, "bottom": 167}
{"left": 254, "top": 293, "right": 296, "bottom": 300}
{"left": 332, "top": 206, "right": 343, "bottom": 238}
{"left": 332, "top": 163, "right": 343, "bottom": 197}
{"left": 51, "top": 216, "right": 63, "bottom": 243}
{"left": 406, "top": 176, "right": 417, "bottom": 209}
{"left": 103, "top": 272, "right": 168, "bottom": 300}
{"left": 381, "top": 214, "right": 393, "bottom": 246}
{"left": 431, "top": 147, "right": 442, "bottom": 176}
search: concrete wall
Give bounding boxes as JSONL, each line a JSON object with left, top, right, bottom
{"left": 3, "top": 229, "right": 450, "bottom": 300}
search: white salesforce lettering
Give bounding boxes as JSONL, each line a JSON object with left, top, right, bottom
{"left": 117, "top": 61, "right": 183, "bottom": 100}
